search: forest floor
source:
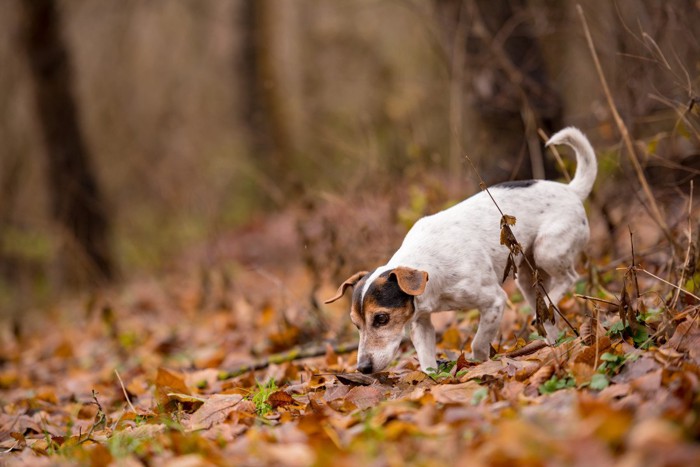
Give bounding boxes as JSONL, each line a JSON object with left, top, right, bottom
{"left": 2, "top": 190, "right": 700, "bottom": 466}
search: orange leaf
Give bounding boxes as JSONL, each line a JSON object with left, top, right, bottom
{"left": 439, "top": 326, "right": 462, "bottom": 350}
{"left": 268, "top": 390, "right": 294, "bottom": 409}
{"left": 155, "top": 367, "right": 190, "bottom": 404}
{"left": 431, "top": 381, "right": 481, "bottom": 404}
{"left": 156, "top": 367, "right": 190, "bottom": 394}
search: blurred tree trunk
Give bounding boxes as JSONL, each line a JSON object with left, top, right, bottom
{"left": 435, "top": 0, "right": 562, "bottom": 183}
{"left": 239, "top": 0, "right": 297, "bottom": 206}
{"left": 20, "top": 0, "right": 114, "bottom": 285}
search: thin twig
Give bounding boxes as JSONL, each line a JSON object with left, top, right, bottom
{"left": 637, "top": 267, "right": 700, "bottom": 302}
{"left": 538, "top": 128, "right": 571, "bottom": 182}
{"left": 575, "top": 294, "right": 619, "bottom": 308}
{"left": 670, "top": 182, "right": 694, "bottom": 310}
{"left": 221, "top": 341, "right": 362, "bottom": 379}
{"left": 115, "top": 369, "right": 137, "bottom": 414}
{"left": 576, "top": 4, "right": 677, "bottom": 249}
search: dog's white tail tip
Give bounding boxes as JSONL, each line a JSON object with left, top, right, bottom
{"left": 545, "top": 126, "right": 597, "bottom": 200}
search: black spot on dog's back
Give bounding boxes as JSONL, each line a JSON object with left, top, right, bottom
{"left": 494, "top": 179, "right": 538, "bottom": 189}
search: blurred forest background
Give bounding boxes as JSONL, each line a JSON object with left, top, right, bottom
{"left": 0, "top": 0, "right": 698, "bottom": 320}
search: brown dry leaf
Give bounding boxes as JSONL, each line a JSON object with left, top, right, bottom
{"left": 502, "top": 252, "right": 518, "bottom": 283}
{"left": 155, "top": 367, "right": 190, "bottom": 395}
{"left": 459, "top": 359, "right": 505, "bottom": 382}
{"left": 307, "top": 374, "right": 329, "bottom": 389}
{"left": 323, "top": 384, "right": 351, "bottom": 402}
{"left": 188, "top": 394, "right": 244, "bottom": 430}
{"left": 612, "top": 356, "right": 660, "bottom": 383}
{"left": 455, "top": 353, "right": 470, "bottom": 373}
{"left": 344, "top": 386, "right": 384, "bottom": 410}
{"left": 629, "top": 369, "right": 662, "bottom": 396}
{"left": 505, "top": 359, "right": 542, "bottom": 381}
{"left": 268, "top": 390, "right": 294, "bottom": 409}
{"left": 579, "top": 317, "right": 595, "bottom": 346}
{"left": 572, "top": 336, "right": 612, "bottom": 365}
{"left": 529, "top": 365, "right": 554, "bottom": 389}
{"left": 578, "top": 395, "right": 633, "bottom": 445}
{"left": 439, "top": 326, "right": 462, "bottom": 349}
{"left": 400, "top": 370, "right": 428, "bottom": 386}
{"left": 431, "top": 381, "right": 481, "bottom": 404}
{"left": 570, "top": 362, "right": 595, "bottom": 386}
{"left": 166, "top": 393, "right": 206, "bottom": 404}
{"left": 335, "top": 373, "right": 374, "bottom": 386}
{"left": 501, "top": 214, "right": 517, "bottom": 226}
{"left": 665, "top": 318, "right": 700, "bottom": 363}
{"left": 325, "top": 343, "right": 338, "bottom": 366}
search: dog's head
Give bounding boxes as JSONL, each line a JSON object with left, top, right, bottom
{"left": 325, "top": 267, "right": 428, "bottom": 374}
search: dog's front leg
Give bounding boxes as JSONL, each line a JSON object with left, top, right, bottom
{"left": 411, "top": 313, "right": 437, "bottom": 372}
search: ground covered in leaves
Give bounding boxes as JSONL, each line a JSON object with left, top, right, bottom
{"left": 2, "top": 209, "right": 700, "bottom": 466}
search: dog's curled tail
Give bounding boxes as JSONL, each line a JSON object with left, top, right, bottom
{"left": 546, "top": 127, "right": 597, "bottom": 200}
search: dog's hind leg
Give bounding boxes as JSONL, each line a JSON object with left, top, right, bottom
{"left": 515, "top": 250, "right": 544, "bottom": 317}
{"left": 534, "top": 236, "right": 581, "bottom": 342}
{"left": 540, "top": 267, "right": 578, "bottom": 343}
{"left": 472, "top": 287, "right": 508, "bottom": 361}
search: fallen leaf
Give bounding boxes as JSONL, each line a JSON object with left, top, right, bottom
{"left": 188, "top": 394, "right": 244, "bottom": 429}
{"left": 335, "top": 373, "right": 374, "bottom": 386}
{"left": 345, "top": 386, "right": 383, "bottom": 410}
{"left": 431, "top": 381, "right": 482, "bottom": 404}
{"left": 268, "top": 390, "right": 294, "bottom": 408}
{"left": 460, "top": 359, "right": 505, "bottom": 382}
{"left": 156, "top": 367, "right": 190, "bottom": 395}
{"left": 528, "top": 365, "right": 554, "bottom": 389}
{"left": 440, "top": 326, "right": 462, "bottom": 349}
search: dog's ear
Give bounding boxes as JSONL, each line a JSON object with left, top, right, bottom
{"left": 324, "top": 271, "right": 369, "bottom": 304}
{"left": 391, "top": 267, "right": 429, "bottom": 296}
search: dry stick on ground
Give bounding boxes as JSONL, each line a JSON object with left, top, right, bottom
{"left": 222, "top": 341, "right": 361, "bottom": 379}
{"left": 463, "top": 154, "right": 579, "bottom": 337}
{"left": 576, "top": 4, "right": 677, "bottom": 250}
{"left": 115, "top": 369, "right": 137, "bottom": 414}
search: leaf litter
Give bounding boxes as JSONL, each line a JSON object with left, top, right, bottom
{"left": 2, "top": 210, "right": 700, "bottom": 465}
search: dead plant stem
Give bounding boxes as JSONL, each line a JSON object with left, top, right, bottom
{"left": 576, "top": 4, "right": 676, "bottom": 249}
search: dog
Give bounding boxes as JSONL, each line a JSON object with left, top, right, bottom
{"left": 325, "top": 127, "right": 596, "bottom": 374}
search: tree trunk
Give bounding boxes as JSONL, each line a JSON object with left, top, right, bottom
{"left": 238, "top": 0, "right": 298, "bottom": 206}
{"left": 19, "top": 0, "right": 114, "bottom": 285}
{"left": 434, "top": 0, "right": 562, "bottom": 183}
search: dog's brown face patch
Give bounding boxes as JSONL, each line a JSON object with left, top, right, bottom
{"left": 351, "top": 270, "right": 418, "bottom": 372}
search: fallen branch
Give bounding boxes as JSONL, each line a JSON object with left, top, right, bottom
{"left": 221, "top": 341, "right": 360, "bottom": 379}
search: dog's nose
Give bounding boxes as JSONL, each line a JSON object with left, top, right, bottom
{"left": 357, "top": 360, "right": 373, "bottom": 374}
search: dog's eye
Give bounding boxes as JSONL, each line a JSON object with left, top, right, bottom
{"left": 373, "top": 313, "right": 390, "bottom": 327}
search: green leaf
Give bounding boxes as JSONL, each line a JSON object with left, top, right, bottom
{"left": 590, "top": 373, "right": 610, "bottom": 390}
{"left": 600, "top": 352, "right": 620, "bottom": 362}
{"left": 539, "top": 375, "right": 575, "bottom": 395}
{"left": 633, "top": 326, "right": 651, "bottom": 349}
{"left": 471, "top": 387, "right": 488, "bottom": 405}
{"left": 606, "top": 321, "right": 626, "bottom": 336}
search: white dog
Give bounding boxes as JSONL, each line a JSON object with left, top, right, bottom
{"left": 325, "top": 127, "right": 596, "bottom": 373}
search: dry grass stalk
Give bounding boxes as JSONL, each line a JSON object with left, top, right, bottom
{"left": 576, "top": 4, "right": 676, "bottom": 249}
